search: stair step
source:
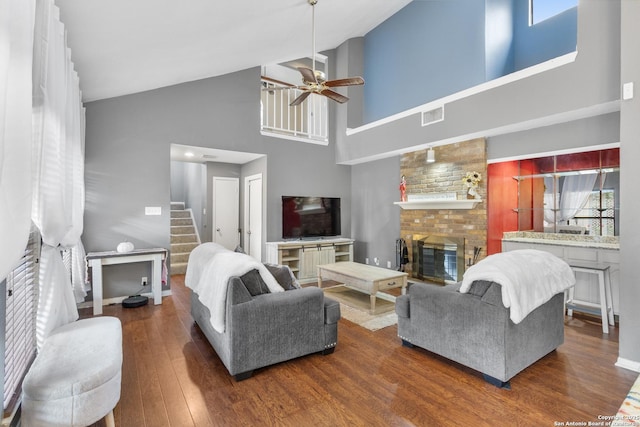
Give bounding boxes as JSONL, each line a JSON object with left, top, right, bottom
{"left": 171, "top": 210, "right": 191, "bottom": 219}
{"left": 171, "top": 218, "right": 193, "bottom": 226}
{"left": 171, "top": 234, "right": 198, "bottom": 244}
{"left": 170, "top": 252, "right": 191, "bottom": 264}
{"left": 171, "top": 262, "right": 188, "bottom": 275}
{"left": 171, "top": 242, "right": 199, "bottom": 253}
{"left": 171, "top": 225, "right": 195, "bottom": 235}
{"left": 171, "top": 202, "right": 185, "bottom": 210}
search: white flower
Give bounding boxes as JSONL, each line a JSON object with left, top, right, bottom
{"left": 462, "top": 171, "right": 481, "bottom": 188}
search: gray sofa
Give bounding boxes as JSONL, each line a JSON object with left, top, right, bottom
{"left": 395, "top": 280, "right": 565, "bottom": 387}
{"left": 191, "top": 268, "right": 340, "bottom": 381}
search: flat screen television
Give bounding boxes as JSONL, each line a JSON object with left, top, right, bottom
{"left": 282, "top": 196, "right": 341, "bottom": 239}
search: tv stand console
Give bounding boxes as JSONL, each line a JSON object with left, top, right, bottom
{"left": 265, "top": 238, "right": 354, "bottom": 285}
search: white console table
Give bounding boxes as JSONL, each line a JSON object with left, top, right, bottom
{"left": 86, "top": 248, "right": 167, "bottom": 315}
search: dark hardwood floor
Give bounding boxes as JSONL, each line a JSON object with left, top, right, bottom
{"left": 83, "top": 275, "right": 638, "bottom": 427}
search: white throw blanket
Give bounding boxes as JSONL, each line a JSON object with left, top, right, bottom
{"left": 184, "top": 242, "right": 283, "bottom": 333}
{"left": 460, "top": 249, "right": 575, "bottom": 324}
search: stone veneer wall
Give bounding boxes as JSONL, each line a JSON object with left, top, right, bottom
{"left": 400, "top": 138, "right": 487, "bottom": 279}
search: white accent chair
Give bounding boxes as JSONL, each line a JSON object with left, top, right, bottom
{"left": 21, "top": 317, "right": 122, "bottom": 427}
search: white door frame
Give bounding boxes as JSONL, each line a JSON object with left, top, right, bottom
{"left": 244, "top": 173, "right": 263, "bottom": 261}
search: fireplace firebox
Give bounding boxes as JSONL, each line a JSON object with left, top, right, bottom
{"left": 412, "top": 235, "right": 465, "bottom": 284}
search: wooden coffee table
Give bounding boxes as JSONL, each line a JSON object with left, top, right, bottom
{"left": 317, "top": 261, "right": 408, "bottom": 313}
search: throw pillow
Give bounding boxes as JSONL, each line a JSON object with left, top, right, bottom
{"left": 240, "top": 269, "right": 270, "bottom": 296}
{"left": 264, "top": 263, "right": 300, "bottom": 290}
{"left": 466, "top": 280, "right": 494, "bottom": 297}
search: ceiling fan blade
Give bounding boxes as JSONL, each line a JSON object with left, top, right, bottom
{"left": 290, "top": 91, "right": 311, "bottom": 106}
{"left": 324, "top": 76, "right": 365, "bottom": 88}
{"left": 297, "top": 67, "right": 317, "bottom": 84}
{"left": 320, "top": 89, "right": 349, "bottom": 104}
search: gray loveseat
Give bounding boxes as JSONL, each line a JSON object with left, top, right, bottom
{"left": 191, "top": 267, "right": 340, "bottom": 381}
{"left": 395, "top": 280, "right": 565, "bottom": 387}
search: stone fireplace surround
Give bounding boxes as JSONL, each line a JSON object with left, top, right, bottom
{"left": 399, "top": 138, "right": 487, "bottom": 281}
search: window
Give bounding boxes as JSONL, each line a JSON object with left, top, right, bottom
{"left": 574, "top": 189, "right": 616, "bottom": 237}
{"left": 529, "top": 0, "right": 577, "bottom": 25}
{"left": 1, "top": 225, "right": 40, "bottom": 417}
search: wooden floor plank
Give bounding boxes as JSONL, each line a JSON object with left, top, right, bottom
{"left": 81, "top": 274, "right": 638, "bottom": 427}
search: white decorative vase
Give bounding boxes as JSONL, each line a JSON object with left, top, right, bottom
{"left": 116, "top": 241, "right": 134, "bottom": 253}
{"left": 467, "top": 186, "right": 480, "bottom": 200}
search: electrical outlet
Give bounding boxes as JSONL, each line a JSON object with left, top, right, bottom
{"left": 365, "top": 257, "right": 369, "bottom": 264}
{"left": 141, "top": 277, "right": 148, "bottom": 286}
{"left": 387, "top": 261, "right": 392, "bottom": 268}
{"left": 374, "top": 257, "right": 380, "bottom": 266}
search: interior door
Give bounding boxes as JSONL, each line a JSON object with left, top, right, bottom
{"left": 213, "top": 177, "right": 239, "bottom": 250}
{"left": 244, "top": 174, "right": 263, "bottom": 261}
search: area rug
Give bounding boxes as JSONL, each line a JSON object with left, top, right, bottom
{"left": 613, "top": 374, "right": 640, "bottom": 426}
{"left": 323, "top": 285, "right": 398, "bottom": 331}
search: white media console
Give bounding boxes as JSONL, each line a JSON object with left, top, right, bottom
{"left": 265, "top": 238, "right": 354, "bottom": 284}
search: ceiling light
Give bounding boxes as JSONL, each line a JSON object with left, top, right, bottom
{"left": 427, "top": 147, "right": 435, "bottom": 163}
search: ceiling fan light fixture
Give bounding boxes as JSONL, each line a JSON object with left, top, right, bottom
{"left": 288, "top": 0, "right": 365, "bottom": 106}
{"left": 427, "top": 147, "right": 436, "bottom": 163}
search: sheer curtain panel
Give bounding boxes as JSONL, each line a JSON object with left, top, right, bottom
{"left": 32, "top": 0, "right": 85, "bottom": 348}
{"left": 0, "top": 0, "right": 36, "bottom": 281}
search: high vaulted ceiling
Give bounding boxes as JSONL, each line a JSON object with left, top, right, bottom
{"left": 55, "top": 0, "right": 412, "bottom": 102}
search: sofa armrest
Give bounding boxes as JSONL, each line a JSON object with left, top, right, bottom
{"left": 227, "top": 286, "right": 327, "bottom": 370}
{"left": 227, "top": 276, "right": 253, "bottom": 305}
{"left": 323, "top": 297, "right": 341, "bottom": 324}
{"left": 396, "top": 294, "right": 410, "bottom": 319}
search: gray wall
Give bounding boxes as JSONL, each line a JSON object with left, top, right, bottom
{"left": 351, "top": 156, "right": 401, "bottom": 269}
{"left": 487, "top": 113, "right": 620, "bottom": 161}
{"left": 619, "top": 0, "right": 640, "bottom": 368}
{"left": 83, "top": 66, "right": 351, "bottom": 298}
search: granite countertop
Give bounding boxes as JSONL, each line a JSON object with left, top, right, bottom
{"left": 502, "top": 231, "right": 619, "bottom": 250}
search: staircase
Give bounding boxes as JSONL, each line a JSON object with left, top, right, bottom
{"left": 170, "top": 202, "right": 200, "bottom": 275}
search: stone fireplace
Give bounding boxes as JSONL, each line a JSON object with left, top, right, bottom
{"left": 412, "top": 235, "right": 465, "bottom": 284}
{"left": 399, "top": 138, "right": 487, "bottom": 278}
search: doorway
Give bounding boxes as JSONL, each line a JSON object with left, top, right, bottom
{"left": 244, "top": 173, "right": 263, "bottom": 261}
{"left": 213, "top": 177, "right": 240, "bottom": 250}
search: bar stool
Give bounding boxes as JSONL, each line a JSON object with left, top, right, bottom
{"left": 566, "top": 261, "right": 615, "bottom": 333}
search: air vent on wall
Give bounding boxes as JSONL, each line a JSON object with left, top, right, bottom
{"left": 421, "top": 106, "right": 444, "bottom": 127}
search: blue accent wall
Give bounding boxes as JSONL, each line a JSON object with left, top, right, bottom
{"left": 362, "top": 0, "right": 578, "bottom": 123}
{"left": 513, "top": 2, "right": 577, "bottom": 70}
{"left": 363, "top": 0, "right": 486, "bottom": 123}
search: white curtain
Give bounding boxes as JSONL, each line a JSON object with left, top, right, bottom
{"left": 32, "top": 0, "right": 85, "bottom": 347}
{"left": 557, "top": 174, "right": 598, "bottom": 224}
{"left": 0, "top": 0, "right": 36, "bottom": 280}
{"left": 544, "top": 174, "right": 598, "bottom": 227}
{"left": 543, "top": 176, "right": 556, "bottom": 225}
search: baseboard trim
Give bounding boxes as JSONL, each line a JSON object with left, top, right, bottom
{"left": 615, "top": 357, "right": 640, "bottom": 373}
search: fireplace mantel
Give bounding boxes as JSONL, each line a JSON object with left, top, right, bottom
{"left": 394, "top": 199, "right": 482, "bottom": 210}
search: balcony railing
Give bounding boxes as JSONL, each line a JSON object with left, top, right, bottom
{"left": 260, "top": 78, "right": 328, "bottom": 144}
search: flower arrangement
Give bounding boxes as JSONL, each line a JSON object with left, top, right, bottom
{"left": 462, "top": 171, "right": 482, "bottom": 199}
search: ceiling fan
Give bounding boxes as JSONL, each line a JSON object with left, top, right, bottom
{"left": 267, "top": 0, "right": 365, "bottom": 106}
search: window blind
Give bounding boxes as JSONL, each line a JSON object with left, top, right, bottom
{"left": 1, "top": 226, "right": 39, "bottom": 413}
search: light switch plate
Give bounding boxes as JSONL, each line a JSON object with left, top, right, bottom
{"left": 145, "top": 206, "right": 162, "bottom": 215}
{"left": 623, "top": 82, "right": 634, "bottom": 100}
